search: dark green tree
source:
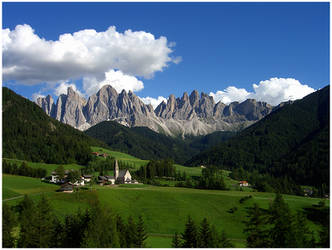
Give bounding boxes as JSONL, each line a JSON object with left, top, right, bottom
{"left": 267, "top": 193, "right": 293, "bottom": 247}
{"left": 55, "top": 165, "right": 65, "bottom": 180}
{"left": 219, "top": 230, "right": 234, "bottom": 248}
{"left": 36, "top": 195, "right": 56, "bottom": 247}
{"left": 81, "top": 201, "right": 119, "bottom": 247}
{"left": 181, "top": 216, "right": 198, "bottom": 247}
{"left": 172, "top": 232, "right": 181, "bottom": 248}
{"left": 243, "top": 203, "right": 270, "bottom": 247}
{"left": 68, "top": 170, "right": 81, "bottom": 184}
{"left": 291, "top": 211, "right": 315, "bottom": 247}
{"left": 17, "top": 195, "right": 39, "bottom": 248}
{"left": 126, "top": 216, "right": 137, "bottom": 247}
{"left": 2, "top": 203, "right": 17, "bottom": 248}
{"left": 135, "top": 215, "right": 148, "bottom": 247}
{"left": 198, "top": 218, "right": 213, "bottom": 247}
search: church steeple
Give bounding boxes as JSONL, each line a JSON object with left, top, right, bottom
{"left": 114, "top": 159, "right": 119, "bottom": 179}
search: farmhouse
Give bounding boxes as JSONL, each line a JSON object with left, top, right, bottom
{"left": 50, "top": 170, "right": 70, "bottom": 184}
{"left": 83, "top": 175, "right": 92, "bottom": 183}
{"left": 239, "top": 181, "right": 249, "bottom": 187}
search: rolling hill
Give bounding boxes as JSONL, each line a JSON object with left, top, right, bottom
{"left": 85, "top": 120, "right": 235, "bottom": 164}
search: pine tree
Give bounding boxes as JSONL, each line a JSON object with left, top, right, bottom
{"left": 291, "top": 211, "right": 315, "bottom": 247}
{"left": 243, "top": 203, "right": 270, "bottom": 247}
{"left": 181, "top": 216, "right": 198, "bottom": 247}
{"left": 135, "top": 215, "right": 148, "bottom": 247}
{"left": 172, "top": 232, "right": 181, "bottom": 248}
{"left": 198, "top": 218, "right": 213, "bottom": 247}
{"left": 219, "top": 230, "right": 234, "bottom": 248}
{"left": 55, "top": 165, "right": 65, "bottom": 181}
{"left": 37, "top": 194, "right": 56, "bottom": 247}
{"left": 2, "top": 203, "right": 17, "bottom": 248}
{"left": 126, "top": 216, "right": 137, "bottom": 247}
{"left": 81, "top": 201, "right": 119, "bottom": 248}
{"left": 116, "top": 215, "right": 127, "bottom": 247}
{"left": 17, "top": 195, "right": 39, "bottom": 247}
{"left": 267, "top": 193, "right": 293, "bottom": 247}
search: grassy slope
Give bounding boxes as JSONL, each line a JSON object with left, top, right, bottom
{"left": 2, "top": 174, "right": 59, "bottom": 200}
{"left": 3, "top": 158, "right": 83, "bottom": 176}
{"left": 3, "top": 174, "right": 325, "bottom": 247}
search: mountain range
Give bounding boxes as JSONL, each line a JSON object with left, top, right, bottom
{"left": 36, "top": 85, "right": 273, "bottom": 136}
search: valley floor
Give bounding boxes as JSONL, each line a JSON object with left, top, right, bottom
{"left": 3, "top": 174, "right": 325, "bottom": 248}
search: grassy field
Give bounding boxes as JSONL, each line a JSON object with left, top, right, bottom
{"left": 3, "top": 158, "right": 83, "bottom": 176}
{"left": 91, "top": 146, "right": 148, "bottom": 169}
{"left": 2, "top": 174, "right": 59, "bottom": 200}
{"left": 3, "top": 173, "right": 325, "bottom": 248}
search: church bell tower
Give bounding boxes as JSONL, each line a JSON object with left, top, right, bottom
{"left": 114, "top": 160, "right": 119, "bottom": 179}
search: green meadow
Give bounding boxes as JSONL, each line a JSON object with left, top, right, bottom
{"left": 3, "top": 173, "right": 325, "bottom": 248}
{"left": 3, "top": 158, "right": 82, "bottom": 176}
{"left": 2, "top": 148, "right": 327, "bottom": 247}
{"left": 2, "top": 174, "right": 59, "bottom": 200}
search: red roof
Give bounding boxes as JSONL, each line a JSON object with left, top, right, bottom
{"left": 239, "top": 181, "right": 248, "bottom": 184}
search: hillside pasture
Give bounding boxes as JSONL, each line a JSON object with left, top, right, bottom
{"left": 3, "top": 174, "right": 58, "bottom": 200}
{"left": 3, "top": 158, "right": 83, "bottom": 176}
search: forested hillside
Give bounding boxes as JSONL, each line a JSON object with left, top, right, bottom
{"left": 85, "top": 121, "right": 235, "bottom": 164}
{"left": 186, "top": 86, "right": 330, "bottom": 195}
{"left": 2, "top": 87, "right": 106, "bottom": 165}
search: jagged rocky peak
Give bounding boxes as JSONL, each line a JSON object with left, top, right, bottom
{"left": 189, "top": 90, "right": 200, "bottom": 107}
{"left": 36, "top": 94, "right": 54, "bottom": 116}
{"left": 36, "top": 84, "right": 275, "bottom": 136}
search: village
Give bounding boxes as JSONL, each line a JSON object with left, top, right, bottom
{"left": 44, "top": 158, "right": 139, "bottom": 193}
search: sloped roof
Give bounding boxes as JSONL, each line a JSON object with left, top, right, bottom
{"left": 118, "top": 169, "right": 130, "bottom": 178}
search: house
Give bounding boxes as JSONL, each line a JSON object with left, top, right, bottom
{"left": 303, "top": 188, "right": 313, "bottom": 197}
{"left": 92, "top": 152, "right": 99, "bottom": 156}
{"left": 70, "top": 177, "right": 85, "bottom": 186}
{"left": 101, "top": 153, "right": 108, "bottom": 158}
{"left": 105, "top": 175, "right": 116, "bottom": 184}
{"left": 57, "top": 184, "right": 73, "bottom": 193}
{"left": 239, "top": 181, "right": 249, "bottom": 187}
{"left": 83, "top": 175, "right": 92, "bottom": 183}
{"left": 50, "top": 170, "right": 70, "bottom": 184}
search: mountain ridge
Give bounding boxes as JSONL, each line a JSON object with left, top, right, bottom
{"left": 36, "top": 85, "right": 273, "bottom": 136}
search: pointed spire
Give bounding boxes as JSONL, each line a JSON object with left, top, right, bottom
{"left": 114, "top": 159, "right": 119, "bottom": 179}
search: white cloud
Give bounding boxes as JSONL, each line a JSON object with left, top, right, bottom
{"left": 83, "top": 69, "right": 144, "bottom": 96}
{"left": 140, "top": 96, "right": 167, "bottom": 109}
{"left": 31, "top": 92, "right": 45, "bottom": 102}
{"left": 251, "top": 77, "right": 315, "bottom": 106}
{"left": 209, "top": 86, "right": 250, "bottom": 104}
{"left": 3, "top": 24, "right": 178, "bottom": 85}
{"left": 54, "top": 82, "right": 83, "bottom": 97}
{"left": 210, "top": 78, "right": 315, "bottom": 106}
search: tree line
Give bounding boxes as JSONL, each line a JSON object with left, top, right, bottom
{"left": 2, "top": 160, "right": 47, "bottom": 178}
{"left": 3, "top": 194, "right": 148, "bottom": 248}
{"left": 243, "top": 193, "right": 329, "bottom": 247}
{"left": 135, "top": 159, "right": 176, "bottom": 179}
{"left": 172, "top": 216, "right": 233, "bottom": 248}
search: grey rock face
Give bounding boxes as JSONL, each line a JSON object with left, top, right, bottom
{"left": 36, "top": 95, "right": 55, "bottom": 116}
{"left": 36, "top": 85, "right": 273, "bottom": 137}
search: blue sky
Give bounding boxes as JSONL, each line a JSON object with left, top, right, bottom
{"left": 2, "top": 2, "right": 330, "bottom": 106}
